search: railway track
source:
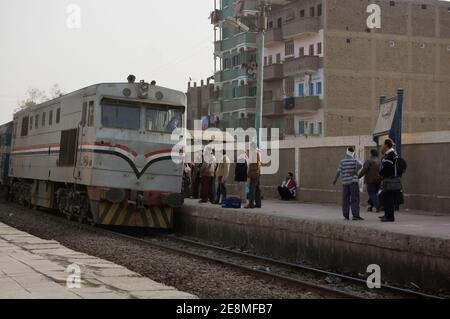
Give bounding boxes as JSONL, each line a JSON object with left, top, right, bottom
{"left": 103, "top": 229, "right": 446, "bottom": 300}
{"left": 153, "top": 234, "right": 446, "bottom": 300}
{"left": 1, "top": 201, "right": 446, "bottom": 299}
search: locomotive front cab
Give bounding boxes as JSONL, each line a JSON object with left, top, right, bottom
{"left": 81, "top": 83, "right": 187, "bottom": 228}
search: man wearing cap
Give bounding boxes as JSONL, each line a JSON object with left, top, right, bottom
{"left": 333, "top": 147, "right": 364, "bottom": 221}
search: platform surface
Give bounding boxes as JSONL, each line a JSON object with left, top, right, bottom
{"left": 187, "top": 199, "right": 450, "bottom": 240}
{"left": 0, "top": 223, "right": 196, "bottom": 299}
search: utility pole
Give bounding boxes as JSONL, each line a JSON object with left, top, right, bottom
{"left": 255, "top": 1, "right": 268, "bottom": 148}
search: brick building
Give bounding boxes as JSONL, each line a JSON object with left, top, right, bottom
{"left": 212, "top": 0, "right": 450, "bottom": 137}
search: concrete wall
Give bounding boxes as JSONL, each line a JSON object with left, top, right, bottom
{"left": 226, "top": 131, "right": 450, "bottom": 214}
{"left": 176, "top": 203, "right": 450, "bottom": 291}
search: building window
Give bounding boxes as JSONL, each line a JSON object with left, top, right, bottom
{"left": 285, "top": 78, "right": 295, "bottom": 96}
{"left": 285, "top": 41, "right": 294, "bottom": 56}
{"left": 317, "top": 42, "right": 322, "bottom": 55}
{"left": 310, "top": 7, "right": 315, "bottom": 17}
{"left": 268, "top": 55, "right": 273, "bottom": 65}
{"left": 232, "top": 86, "right": 239, "bottom": 98}
{"left": 309, "top": 83, "right": 314, "bottom": 96}
{"left": 318, "top": 122, "right": 323, "bottom": 135}
{"left": 298, "top": 83, "right": 305, "bottom": 97}
{"left": 56, "top": 108, "right": 61, "bottom": 124}
{"left": 276, "top": 53, "right": 281, "bottom": 64}
{"left": 299, "top": 120, "right": 305, "bottom": 135}
{"left": 42, "top": 112, "right": 46, "bottom": 128}
{"left": 49, "top": 110, "right": 53, "bottom": 126}
{"left": 249, "top": 87, "right": 257, "bottom": 97}
{"left": 277, "top": 17, "right": 282, "bottom": 27}
{"left": 268, "top": 21, "right": 273, "bottom": 29}
{"left": 316, "top": 82, "right": 322, "bottom": 95}
{"left": 264, "top": 56, "right": 268, "bottom": 66}
{"left": 318, "top": 4, "right": 322, "bottom": 16}
{"left": 29, "top": 117, "right": 33, "bottom": 131}
{"left": 35, "top": 114, "right": 39, "bottom": 129}
{"left": 310, "top": 123, "right": 315, "bottom": 135}
{"left": 300, "top": 9, "right": 305, "bottom": 18}
{"left": 309, "top": 44, "right": 314, "bottom": 56}
{"left": 299, "top": 47, "right": 305, "bottom": 57}
{"left": 21, "top": 117, "right": 29, "bottom": 137}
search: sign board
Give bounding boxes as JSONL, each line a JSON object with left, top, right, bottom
{"left": 374, "top": 99, "right": 397, "bottom": 137}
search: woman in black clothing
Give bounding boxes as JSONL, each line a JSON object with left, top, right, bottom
{"left": 379, "top": 139, "right": 403, "bottom": 222}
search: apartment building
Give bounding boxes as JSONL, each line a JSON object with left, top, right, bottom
{"left": 212, "top": 0, "right": 260, "bottom": 130}
{"left": 262, "top": 0, "right": 450, "bottom": 137}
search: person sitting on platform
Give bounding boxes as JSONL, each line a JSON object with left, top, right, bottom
{"left": 278, "top": 172, "right": 297, "bottom": 201}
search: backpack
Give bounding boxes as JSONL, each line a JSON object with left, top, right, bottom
{"left": 222, "top": 197, "right": 242, "bottom": 209}
{"left": 396, "top": 157, "right": 408, "bottom": 176}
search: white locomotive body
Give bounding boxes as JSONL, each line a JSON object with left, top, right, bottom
{"left": 9, "top": 81, "right": 186, "bottom": 228}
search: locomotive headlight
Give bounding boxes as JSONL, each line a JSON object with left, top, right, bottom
{"left": 105, "top": 188, "right": 125, "bottom": 204}
{"left": 138, "top": 80, "right": 149, "bottom": 99}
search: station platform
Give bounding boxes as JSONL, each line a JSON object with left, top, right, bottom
{"left": 176, "top": 199, "right": 450, "bottom": 292}
{"left": 0, "top": 223, "right": 195, "bottom": 299}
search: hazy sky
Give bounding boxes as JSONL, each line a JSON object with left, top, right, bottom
{"left": 0, "top": 0, "right": 214, "bottom": 123}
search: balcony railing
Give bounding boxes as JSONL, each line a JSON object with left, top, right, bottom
{"left": 265, "top": 27, "right": 283, "bottom": 45}
{"left": 283, "top": 56, "right": 322, "bottom": 77}
{"left": 283, "top": 17, "right": 322, "bottom": 39}
{"left": 210, "top": 101, "right": 222, "bottom": 114}
{"left": 215, "top": 67, "right": 251, "bottom": 83}
{"left": 222, "top": 97, "right": 256, "bottom": 113}
{"left": 216, "top": 32, "right": 258, "bottom": 53}
{"left": 263, "top": 100, "right": 284, "bottom": 116}
{"left": 264, "top": 64, "right": 284, "bottom": 81}
{"left": 285, "top": 96, "right": 321, "bottom": 113}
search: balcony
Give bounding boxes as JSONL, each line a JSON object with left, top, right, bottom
{"left": 284, "top": 96, "right": 321, "bottom": 114}
{"left": 283, "top": 17, "right": 322, "bottom": 39}
{"left": 283, "top": 56, "right": 322, "bottom": 77}
{"left": 217, "top": 32, "right": 258, "bottom": 53}
{"left": 264, "top": 63, "right": 284, "bottom": 81}
{"left": 265, "top": 28, "right": 283, "bottom": 45}
{"left": 216, "top": 68, "right": 248, "bottom": 83}
{"left": 210, "top": 101, "right": 222, "bottom": 114}
{"left": 214, "top": 41, "right": 222, "bottom": 54}
{"left": 263, "top": 100, "right": 284, "bottom": 116}
{"left": 222, "top": 97, "right": 256, "bottom": 113}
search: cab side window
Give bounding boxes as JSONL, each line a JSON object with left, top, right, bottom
{"left": 88, "top": 101, "right": 94, "bottom": 127}
{"left": 56, "top": 108, "right": 61, "bottom": 124}
{"left": 81, "top": 102, "right": 87, "bottom": 126}
{"left": 21, "top": 116, "right": 29, "bottom": 137}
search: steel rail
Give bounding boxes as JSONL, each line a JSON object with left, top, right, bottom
{"left": 159, "top": 235, "right": 445, "bottom": 300}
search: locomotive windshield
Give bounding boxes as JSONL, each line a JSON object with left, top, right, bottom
{"left": 102, "top": 103, "right": 141, "bottom": 130}
{"left": 146, "top": 106, "right": 183, "bottom": 133}
{"left": 100, "top": 98, "right": 184, "bottom": 132}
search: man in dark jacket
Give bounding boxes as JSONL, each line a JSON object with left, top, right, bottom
{"left": 358, "top": 149, "right": 381, "bottom": 212}
{"left": 235, "top": 151, "right": 248, "bottom": 205}
{"left": 379, "top": 139, "right": 402, "bottom": 222}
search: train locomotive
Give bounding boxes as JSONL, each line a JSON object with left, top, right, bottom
{"left": 0, "top": 79, "right": 186, "bottom": 228}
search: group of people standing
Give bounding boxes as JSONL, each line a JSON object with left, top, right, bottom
{"left": 333, "top": 138, "right": 405, "bottom": 222}
{"left": 183, "top": 143, "right": 262, "bottom": 209}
